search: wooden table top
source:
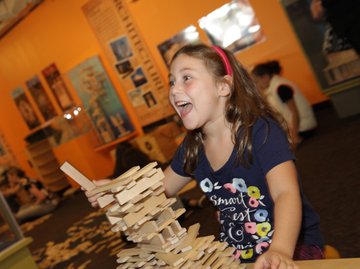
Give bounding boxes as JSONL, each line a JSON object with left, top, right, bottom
{"left": 247, "top": 258, "right": 360, "bottom": 269}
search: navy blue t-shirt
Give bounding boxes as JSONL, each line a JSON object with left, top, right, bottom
{"left": 171, "top": 118, "right": 323, "bottom": 262}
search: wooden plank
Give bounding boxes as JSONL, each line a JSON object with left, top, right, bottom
{"left": 155, "top": 251, "right": 186, "bottom": 267}
{"left": 123, "top": 193, "right": 167, "bottom": 227}
{"left": 90, "top": 181, "right": 125, "bottom": 194}
{"left": 131, "top": 161, "right": 158, "bottom": 180}
{"left": 173, "top": 223, "right": 200, "bottom": 254}
{"left": 89, "top": 165, "right": 142, "bottom": 195}
{"left": 60, "top": 161, "right": 95, "bottom": 191}
{"left": 97, "top": 194, "right": 115, "bottom": 208}
{"left": 115, "top": 169, "right": 164, "bottom": 205}
{"left": 115, "top": 165, "right": 140, "bottom": 180}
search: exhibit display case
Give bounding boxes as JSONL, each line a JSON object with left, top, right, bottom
{"left": 281, "top": 0, "right": 360, "bottom": 118}
{"left": 0, "top": 193, "right": 38, "bottom": 269}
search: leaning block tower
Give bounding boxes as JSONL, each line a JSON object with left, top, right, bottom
{"left": 61, "top": 161, "right": 245, "bottom": 269}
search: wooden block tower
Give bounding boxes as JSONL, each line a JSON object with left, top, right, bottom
{"left": 60, "top": 161, "right": 245, "bottom": 269}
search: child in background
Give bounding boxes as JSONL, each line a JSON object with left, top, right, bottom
{"left": 86, "top": 44, "right": 324, "bottom": 268}
{"left": 2, "top": 166, "right": 59, "bottom": 223}
{"left": 252, "top": 61, "right": 317, "bottom": 146}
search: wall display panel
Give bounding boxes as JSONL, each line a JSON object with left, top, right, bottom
{"left": 11, "top": 87, "right": 41, "bottom": 130}
{"left": 198, "top": 0, "right": 265, "bottom": 53}
{"left": 0, "top": 131, "right": 18, "bottom": 167}
{"left": 38, "top": 107, "right": 94, "bottom": 147}
{"left": 67, "top": 55, "right": 134, "bottom": 145}
{"left": 25, "top": 76, "right": 57, "bottom": 121}
{"left": 42, "top": 63, "right": 75, "bottom": 111}
{"left": 280, "top": 0, "right": 360, "bottom": 90}
{"left": 82, "top": 0, "right": 175, "bottom": 127}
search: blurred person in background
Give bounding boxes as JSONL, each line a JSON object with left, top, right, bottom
{"left": 252, "top": 60, "right": 317, "bottom": 146}
{"left": 1, "top": 167, "right": 59, "bottom": 223}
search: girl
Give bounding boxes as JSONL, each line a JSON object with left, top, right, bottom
{"left": 87, "top": 44, "right": 324, "bottom": 268}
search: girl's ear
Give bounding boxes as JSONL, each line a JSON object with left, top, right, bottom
{"left": 218, "top": 75, "right": 232, "bottom": 97}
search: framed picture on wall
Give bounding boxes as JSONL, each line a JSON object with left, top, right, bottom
{"left": 110, "top": 36, "right": 133, "bottom": 62}
{"left": 158, "top": 25, "right": 201, "bottom": 68}
{"left": 130, "top": 67, "right": 148, "bottom": 88}
{"left": 42, "top": 63, "right": 75, "bottom": 111}
{"left": 11, "top": 87, "right": 41, "bottom": 130}
{"left": 25, "top": 76, "right": 57, "bottom": 121}
{"left": 67, "top": 55, "right": 135, "bottom": 145}
{"left": 198, "top": 0, "right": 265, "bottom": 53}
{"left": 115, "top": 60, "right": 134, "bottom": 79}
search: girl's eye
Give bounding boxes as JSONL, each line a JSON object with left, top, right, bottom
{"left": 169, "top": 80, "right": 175, "bottom": 87}
{"left": 183, "top": 75, "right": 191, "bottom": 82}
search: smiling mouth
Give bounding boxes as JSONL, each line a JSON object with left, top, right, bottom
{"left": 176, "top": 101, "right": 193, "bottom": 117}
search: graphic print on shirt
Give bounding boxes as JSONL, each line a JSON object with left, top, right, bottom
{"left": 199, "top": 177, "right": 273, "bottom": 260}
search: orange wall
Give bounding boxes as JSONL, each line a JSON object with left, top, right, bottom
{"left": 127, "top": 0, "right": 327, "bottom": 105}
{"left": 0, "top": 0, "right": 129, "bottom": 179}
{"left": 0, "top": 0, "right": 327, "bottom": 180}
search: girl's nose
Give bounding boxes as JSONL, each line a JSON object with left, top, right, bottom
{"left": 171, "top": 83, "right": 183, "bottom": 95}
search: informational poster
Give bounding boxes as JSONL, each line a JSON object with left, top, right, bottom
{"left": 25, "top": 76, "right": 57, "bottom": 121}
{"left": 67, "top": 55, "right": 134, "bottom": 145}
{"left": 11, "top": 87, "right": 41, "bottom": 130}
{"left": 82, "top": 0, "right": 174, "bottom": 126}
{"left": 42, "top": 63, "right": 75, "bottom": 111}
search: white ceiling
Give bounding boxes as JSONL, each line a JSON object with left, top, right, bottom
{"left": 0, "top": 0, "right": 43, "bottom": 37}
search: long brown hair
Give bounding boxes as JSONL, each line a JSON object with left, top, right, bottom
{"left": 170, "top": 44, "right": 289, "bottom": 175}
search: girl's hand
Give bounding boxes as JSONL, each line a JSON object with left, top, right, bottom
{"left": 254, "top": 250, "right": 299, "bottom": 269}
{"left": 82, "top": 179, "right": 111, "bottom": 208}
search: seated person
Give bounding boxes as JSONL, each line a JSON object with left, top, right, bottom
{"left": 252, "top": 60, "right": 317, "bottom": 146}
{"left": 1, "top": 166, "right": 59, "bottom": 223}
{"left": 112, "top": 141, "right": 154, "bottom": 178}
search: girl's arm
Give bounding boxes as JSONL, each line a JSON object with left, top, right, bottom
{"left": 162, "top": 166, "right": 192, "bottom": 197}
{"left": 254, "top": 160, "right": 301, "bottom": 269}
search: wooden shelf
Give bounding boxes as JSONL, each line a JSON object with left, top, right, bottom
{"left": 26, "top": 139, "right": 70, "bottom": 193}
{"left": 94, "top": 131, "right": 137, "bottom": 153}
{"left": 33, "top": 156, "right": 57, "bottom": 167}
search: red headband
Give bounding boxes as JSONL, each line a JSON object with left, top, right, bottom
{"left": 212, "top": 45, "right": 233, "bottom": 76}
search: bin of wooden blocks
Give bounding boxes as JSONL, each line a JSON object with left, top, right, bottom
{"left": 132, "top": 122, "right": 184, "bottom": 164}
{"left": 60, "top": 161, "right": 245, "bottom": 269}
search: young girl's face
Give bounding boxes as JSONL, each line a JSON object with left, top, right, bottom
{"left": 169, "top": 54, "right": 228, "bottom": 131}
